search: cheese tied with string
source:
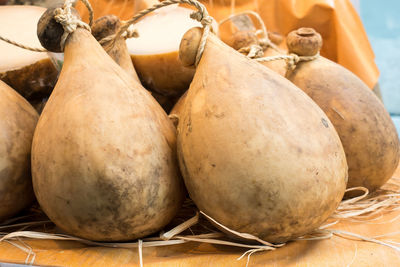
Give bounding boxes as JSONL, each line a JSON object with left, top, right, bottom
{"left": 218, "top": 11, "right": 287, "bottom": 76}
{"left": 32, "top": 3, "right": 184, "bottom": 241}
{"left": 92, "top": 14, "right": 179, "bottom": 112}
{"left": 177, "top": 25, "right": 347, "bottom": 243}
{"left": 285, "top": 27, "right": 400, "bottom": 197}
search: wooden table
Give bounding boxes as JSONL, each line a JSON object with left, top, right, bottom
{"left": 1, "top": 166, "right": 399, "bottom": 267}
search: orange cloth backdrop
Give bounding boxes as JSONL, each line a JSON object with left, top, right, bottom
{"left": 77, "top": 0, "right": 379, "bottom": 88}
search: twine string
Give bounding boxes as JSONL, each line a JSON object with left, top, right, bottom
{"left": 0, "top": 179, "right": 399, "bottom": 265}
{"left": 238, "top": 44, "right": 264, "bottom": 58}
{"left": 100, "top": 0, "right": 213, "bottom": 66}
{"left": 99, "top": 24, "right": 138, "bottom": 46}
{"left": 77, "top": 0, "right": 94, "bottom": 27}
{"left": 218, "top": 10, "right": 282, "bottom": 57}
{"left": 217, "top": 11, "right": 318, "bottom": 68}
{"left": 54, "top": 0, "right": 92, "bottom": 50}
{"left": 0, "top": 0, "right": 93, "bottom": 52}
{"left": 0, "top": 35, "right": 46, "bottom": 52}
{"left": 138, "top": 239, "right": 143, "bottom": 267}
{"left": 256, "top": 52, "right": 320, "bottom": 71}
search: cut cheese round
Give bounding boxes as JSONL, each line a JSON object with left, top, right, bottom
{"left": 76, "top": 0, "right": 155, "bottom": 21}
{"left": 76, "top": 3, "right": 201, "bottom": 97}
{"left": 0, "top": 6, "right": 58, "bottom": 106}
{"left": 126, "top": 5, "right": 200, "bottom": 97}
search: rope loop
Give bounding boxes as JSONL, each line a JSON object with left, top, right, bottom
{"left": 239, "top": 44, "right": 264, "bottom": 59}
{"left": 78, "top": 0, "right": 94, "bottom": 27}
{"left": 190, "top": 11, "right": 212, "bottom": 27}
{"left": 217, "top": 10, "right": 283, "bottom": 58}
{"left": 55, "top": 0, "right": 92, "bottom": 50}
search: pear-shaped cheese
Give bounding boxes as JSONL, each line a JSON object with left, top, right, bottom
{"left": 0, "top": 80, "right": 38, "bottom": 221}
{"left": 177, "top": 27, "right": 348, "bottom": 243}
{"left": 286, "top": 28, "right": 400, "bottom": 196}
{"left": 32, "top": 8, "right": 184, "bottom": 241}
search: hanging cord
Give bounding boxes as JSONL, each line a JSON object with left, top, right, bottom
{"left": 218, "top": 10, "right": 283, "bottom": 57}
{"left": 74, "top": 0, "right": 94, "bottom": 27}
{"left": 216, "top": 10, "right": 319, "bottom": 71}
{"left": 99, "top": 0, "right": 213, "bottom": 66}
{"left": 0, "top": 35, "right": 46, "bottom": 52}
{"left": 98, "top": 24, "right": 138, "bottom": 46}
{"left": 0, "top": 0, "right": 93, "bottom": 52}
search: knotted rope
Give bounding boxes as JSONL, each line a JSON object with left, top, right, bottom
{"left": 217, "top": 10, "right": 319, "bottom": 69}
{"left": 218, "top": 10, "right": 283, "bottom": 58}
{"left": 1, "top": 0, "right": 212, "bottom": 66}
{"left": 54, "top": 0, "right": 92, "bottom": 50}
{"left": 256, "top": 52, "right": 320, "bottom": 71}
{"left": 98, "top": 24, "right": 138, "bottom": 46}
{"left": 238, "top": 44, "right": 264, "bottom": 58}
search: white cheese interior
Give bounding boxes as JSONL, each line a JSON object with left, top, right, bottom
{"left": 0, "top": 6, "right": 48, "bottom": 72}
{"left": 126, "top": 5, "right": 201, "bottom": 55}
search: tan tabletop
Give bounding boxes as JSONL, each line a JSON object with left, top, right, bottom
{"left": 0, "top": 165, "right": 399, "bottom": 267}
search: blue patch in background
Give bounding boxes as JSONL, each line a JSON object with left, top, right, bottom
{"left": 360, "top": 0, "right": 400, "bottom": 133}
